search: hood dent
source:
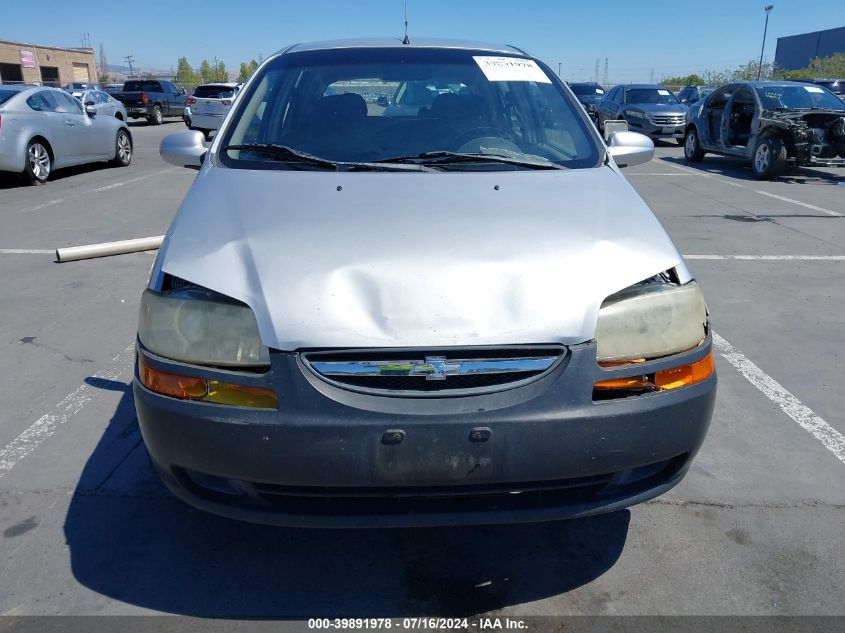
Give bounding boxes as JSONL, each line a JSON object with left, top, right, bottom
{"left": 159, "top": 168, "right": 683, "bottom": 350}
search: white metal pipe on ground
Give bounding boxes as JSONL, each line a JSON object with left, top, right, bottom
{"left": 55, "top": 235, "right": 164, "bottom": 263}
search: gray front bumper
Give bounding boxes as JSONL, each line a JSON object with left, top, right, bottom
{"left": 135, "top": 340, "right": 716, "bottom": 527}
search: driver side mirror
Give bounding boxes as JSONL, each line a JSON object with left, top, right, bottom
{"left": 160, "top": 130, "right": 206, "bottom": 168}
{"left": 84, "top": 102, "right": 96, "bottom": 116}
{"left": 606, "top": 130, "right": 654, "bottom": 168}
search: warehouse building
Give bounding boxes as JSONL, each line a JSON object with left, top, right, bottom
{"left": 774, "top": 26, "right": 845, "bottom": 71}
{"left": 0, "top": 39, "right": 96, "bottom": 87}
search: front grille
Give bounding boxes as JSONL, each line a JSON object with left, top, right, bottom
{"left": 301, "top": 346, "right": 565, "bottom": 396}
{"left": 648, "top": 114, "right": 685, "bottom": 125}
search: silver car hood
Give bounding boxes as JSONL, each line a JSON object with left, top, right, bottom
{"left": 155, "top": 165, "right": 688, "bottom": 350}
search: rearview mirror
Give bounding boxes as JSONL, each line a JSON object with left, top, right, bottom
{"left": 160, "top": 131, "right": 206, "bottom": 168}
{"left": 606, "top": 130, "right": 654, "bottom": 168}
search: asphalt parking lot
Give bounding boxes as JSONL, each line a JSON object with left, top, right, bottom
{"left": 0, "top": 121, "right": 843, "bottom": 618}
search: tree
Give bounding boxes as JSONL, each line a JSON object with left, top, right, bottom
{"left": 175, "top": 56, "right": 197, "bottom": 85}
{"left": 781, "top": 53, "right": 845, "bottom": 79}
{"left": 98, "top": 44, "right": 110, "bottom": 83}
{"left": 238, "top": 59, "right": 259, "bottom": 83}
{"left": 216, "top": 61, "right": 227, "bottom": 81}
{"left": 199, "top": 59, "right": 213, "bottom": 83}
{"left": 661, "top": 73, "right": 704, "bottom": 87}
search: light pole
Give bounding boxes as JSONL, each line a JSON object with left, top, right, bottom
{"left": 757, "top": 5, "right": 774, "bottom": 80}
{"left": 558, "top": 61, "right": 562, "bottom": 77}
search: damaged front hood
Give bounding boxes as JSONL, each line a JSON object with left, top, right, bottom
{"left": 155, "top": 166, "right": 686, "bottom": 350}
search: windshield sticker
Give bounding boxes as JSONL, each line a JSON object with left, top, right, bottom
{"left": 804, "top": 86, "right": 824, "bottom": 93}
{"left": 473, "top": 56, "right": 551, "bottom": 83}
{"left": 657, "top": 89, "right": 671, "bottom": 96}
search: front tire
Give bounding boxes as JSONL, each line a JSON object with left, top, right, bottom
{"left": 148, "top": 105, "right": 163, "bottom": 125}
{"left": 112, "top": 129, "right": 132, "bottom": 167}
{"left": 752, "top": 137, "right": 785, "bottom": 180}
{"left": 24, "top": 140, "right": 51, "bottom": 185}
{"left": 684, "top": 128, "right": 705, "bottom": 162}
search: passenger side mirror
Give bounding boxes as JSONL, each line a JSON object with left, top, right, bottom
{"left": 606, "top": 130, "right": 654, "bottom": 168}
{"left": 85, "top": 103, "right": 96, "bottom": 116}
{"left": 160, "top": 131, "right": 206, "bottom": 168}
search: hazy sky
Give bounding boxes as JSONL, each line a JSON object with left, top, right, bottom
{"left": 2, "top": 0, "right": 841, "bottom": 82}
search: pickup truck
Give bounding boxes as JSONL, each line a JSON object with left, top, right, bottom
{"left": 113, "top": 79, "right": 187, "bottom": 125}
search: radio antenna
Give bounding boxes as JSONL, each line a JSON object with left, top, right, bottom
{"left": 402, "top": 0, "right": 410, "bottom": 45}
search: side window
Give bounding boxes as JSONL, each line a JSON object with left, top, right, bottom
{"left": 26, "top": 91, "right": 52, "bottom": 112}
{"left": 709, "top": 89, "right": 734, "bottom": 109}
{"left": 54, "top": 91, "right": 83, "bottom": 113}
{"left": 96, "top": 91, "right": 109, "bottom": 104}
{"left": 678, "top": 88, "right": 689, "bottom": 101}
{"left": 162, "top": 81, "right": 176, "bottom": 94}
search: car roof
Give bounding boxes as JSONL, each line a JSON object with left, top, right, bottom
{"left": 0, "top": 84, "right": 30, "bottom": 93}
{"left": 622, "top": 84, "right": 671, "bottom": 90}
{"left": 197, "top": 82, "right": 239, "bottom": 88}
{"left": 279, "top": 37, "right": 529, "bottom": 57}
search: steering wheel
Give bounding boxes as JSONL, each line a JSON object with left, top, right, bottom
{"left": 449, "top": 126, "right": 514, "bottom": 152}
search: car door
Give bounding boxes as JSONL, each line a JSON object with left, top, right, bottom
{"left": 162, "top": 81, "right": 181, "bottom": 115}
{"left": 700, "top": 86, "right": 734, "bottom": 149}
{"left": 51, "top": 90, "right": 106, "bottom": 160}
{"left": 596, "top": 87, "right": 616, "bottom": 127}
{"left": 23, "top": 91, "right": 74, "bottom": 166}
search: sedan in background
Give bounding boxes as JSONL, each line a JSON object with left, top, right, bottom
{"left": 568, "top": 82, "right": 605, "bottom": 119}
{"left": 596, "top": 84, "right": 689, "bottom": 144}
{"left": 683, "top": 81, "right": 845, "bottom": 179}
{"left": 77, "top": 89, "right": 128, "bottom": 121}
{"left": 0, "top": 85, "right": 133, "bottom": 185}
{"left": 184, "top": 83, "right": 241, "bottom": 140}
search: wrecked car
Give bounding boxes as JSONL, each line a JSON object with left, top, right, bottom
{"left": 684, "top": 81, "right": 845, "bottom": 179}
{"left": 135, "top": 38, "right": 716, "bottom": 528}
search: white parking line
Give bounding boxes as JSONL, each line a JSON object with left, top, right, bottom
{"left": 661, "top": 161, "right": 743, "bottom": 187}
{"left": 626, "top": 173, "right": 694, "bottom": 176}
{"left": 685, "top": 255, "right": 845, "bottom": 260}
{"left": 713, "top": 333, "right": 845, "bottom": 464}
{"left": 22, "top": 168, "right": 182, "bottom": 213}
{"left": 753, "top": 190, "right": 842, "bottom": 217}
{"left": 0, "top": 343, "right": 135, "bottom": 480}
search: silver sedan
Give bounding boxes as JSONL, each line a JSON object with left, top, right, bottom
{"left": 77, "top": 89, "right": 129, "bottom": 121}
{"left": 0, "top": 85, "right": 132, "bottom": 185}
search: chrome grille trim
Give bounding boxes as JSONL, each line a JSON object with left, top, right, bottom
{"left": 311, "top": 356, "right": 558, "bottom": 381}
{"left": 648, "top": 114, "right": 685, "bottom": 125}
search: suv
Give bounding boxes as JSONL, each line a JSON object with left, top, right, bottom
{"left": 596, "top": 84, "right": 689, "bottom": 144}
{"left": 184, "top": 82, "right": 242, "bottom": 140}
{"left": 141, "top": 38, "right": 716, "bottom": 527}
{"left": 683, "top": 81, "right": 845, "bottom": 178}
{"left": 814, "top": 78, "right": 845, "bottom": 101}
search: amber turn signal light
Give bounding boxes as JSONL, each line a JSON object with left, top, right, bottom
{"left": 139, "top": 357, "right": 278, "bottom": 409}
{"left": 594, "top": 352, "right": 714, "bottom": 395}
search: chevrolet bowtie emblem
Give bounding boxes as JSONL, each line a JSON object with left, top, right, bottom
{"left": 410, "top": 356, "right": 463, "bottom": 380}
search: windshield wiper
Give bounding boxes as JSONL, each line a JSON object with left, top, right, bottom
{"left": 222, "top": 143, "right": 436, "bottom": 172}
{"left": 223, "top": 144, "right": 339, "bottom": 169}
{"left": 374, "top": 150, "right": 567, "bottom": 170}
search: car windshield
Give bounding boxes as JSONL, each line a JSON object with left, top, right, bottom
{"left": 814, "top": 81, "right": 842, "bottom": 95}
{"left": 220, "top": 47, "right": 600, "bottom": 171}
{"left": 569, "top": 84, "right": 604, "bottom": 96}
{"left": 0, "top": 89, "right": 19, "bottom": 105}
{"left": 756, "top": 85, "right": 845, "bottom": 111}
{"left": 625, "top": 88, "right": 679, "bottom": 104}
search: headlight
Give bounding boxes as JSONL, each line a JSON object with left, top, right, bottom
{"left": 596, "top": 279, "right": 707, "bottom": 364}
{"left": 625, "top": 110, "right": 648, "bottom": 119}
{"left": 138, "top": 286, "right": 270, "bottom": 368}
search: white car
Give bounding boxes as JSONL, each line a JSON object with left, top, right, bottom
{"left": 77, "top": 89, "right": 128, "bottom": 121}
{"left": 184, "top": 83, "right": 241, "bottom": 140}
{"left": 0, "top": 85, "right": 132, "bottom": 185}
